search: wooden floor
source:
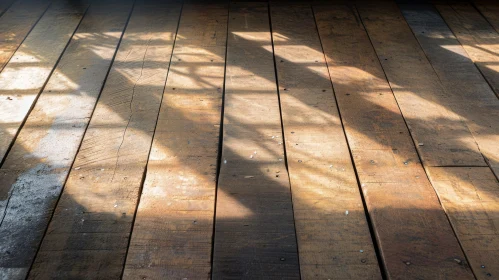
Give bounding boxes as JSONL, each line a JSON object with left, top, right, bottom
{"left": 0, "top": 0, "right": 498, "bottom": 279}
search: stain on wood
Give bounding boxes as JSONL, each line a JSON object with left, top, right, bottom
{"left": 123, "top": 3, "right": 226, "bottom": 279}
{"left": 0, "top": 0, "right": 87, "bottom": 163}
{"left": 271, "top": 4, "right": 381, "bottom": 279}
{"left": 28, "top": 2, "right": 180, "bottom": 279}
{"left": 315, "top": 4, "right": 474, "bottom": 279}
{"left": 0, "top": 1, "right": 133, "bottom": 279}
{"left": 212, "top": 2, "right": 300, "bottom": 279}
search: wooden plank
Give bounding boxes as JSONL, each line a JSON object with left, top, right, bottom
{"left": 426, "top": 167, "right": 499, "bottom": 280}
{"left": 0, "top": 0, "right": 52, "bottom": 72}
{"left": 212, "top": 2, "right": 300, "bottom": 278}
{"left": 474, "top": 1, "right": 499, "bottom": 34}
{"left": 435, "top": 3, "right": 499, "bottom": 98}
{"left": 356, "top": 2, "right": 485, "bottom": 167}
{"left": 314, "top": 4, "right": 474, "bottom": 279}
{"left": 401, "top": 4, "right": 499, "bottom": 186}
{"left": 0, "top": 1, "right": 133, "bottom": 279}
{"left": 123, "top": 4, "right": 227, "bottom": 278}
{"left": 28, "top": 2, "right": 181, "bottom": 279}
{"left": 270, "top": 4, "right": 381, "bottom": 279}
{"left": 0, "top": 0, "right": 15, "bottom": 17}
{"left": 0, "top": 1, "right": 87, "bottom": 164}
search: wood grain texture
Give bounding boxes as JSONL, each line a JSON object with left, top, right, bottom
{"left": 315, "top": 4, "right": 474, "bottom": 279}
{"left": 271, "top": 4, "right": 381, "bottom": 279}
{"left": 474, "top": 1, "right": 499, "bottom": 34}
{"left": 0, "top": 0, "right": 51, "bottom": 72}
{"left": 356, "top": 2, "right": 485, "bottom": 168}
{"left": 0, "top": 0, "right": 15, "bottom": 17}
{"left": 123, "top": 3, "right": 226, "bottom": 279}
{"left": 28, "top": 2, "right": 181, "bottom": 279}
{"left": 212, "top": 2, "right": 300, "bottom": 279}
{"left": 435, "top": 3, "right": 499, "bottom": 98}
{"left": 426, "top": 167, "right": 499, "bottom": 280}
{"left": 0, "top": 1, "right": 133, "bottom": 279}
{"left": 401, "top": 4, "right": 499, "bottom": 184}
{"left": 0, "top": 1, "right": 87, "bottom": 163}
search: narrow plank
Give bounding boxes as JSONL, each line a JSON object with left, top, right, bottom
{"left": 401, "top": 4, "right": 499, "bottom": 186}
{"left": 28, "top": 2, "right": 181, "bottom": 279}
{"left": 0, "top": 0, "right": 87, "bottom": 164}
{"left": 356, "top": 2, "right": 485, "bottom": 167}
{"left": 212, "top": 2, "right": 300, "bottom": 278}
{"left": 270, "top": 4, "right": 381, "bottom": 279}
{"left": 315, "top": 5, "right": 474, "bottom": 279}
{"left": 426, "top": 167, "right": 499, "bottom": 280}
{"left": 123, "top": 4, "right": 227, "bottom": 278}
{"left": 435, "top": 3, "right": 499, "bottom": 98}
{"left": 0, "top": 0, "right": 15, "bottom": 17}
{"left": 0, "top": 0, "right": 52, "bottom": 72}
{"left": 0, "top": 1, "right": 133, "bottom": 279}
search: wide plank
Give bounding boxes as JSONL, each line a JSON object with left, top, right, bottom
{"left": 270, "top": 4, "right": 381, "bottom": 279}
{"left": 315, "top": 4, "right": 474, "bottom": 279}
{"left": 474, "top": 1, "right": 499, "bottom": 34}
{"left": 0, "top": 0, "right": 51, "bottom": 72}
{"left": 123, "top": 3, "right": 226, "bottom": 279}
{"left": 401, "top": 4, "right": 499, "bottom": 186}
{"left": 0, "top": 0, "right": 87, "bottom": 164}
{"left": 356, "top": 2, "right": 485, "bottom": 167}
{"left": 435, "top": 3, "right": 499, "bottom": 98}
{"left": 28, "top": 2, "right": 181, "bottom": 279}
{"left": 212, "top": 2, "right": 300, "bottom": 278}
{"left": 426, "top": 167, "right": 499, "bottom": 280}
{"left": 0, "top": 0, "right": 15, "bottom": 17}
{"left": 0, "top": 1, "right": 133, "bottom": 279}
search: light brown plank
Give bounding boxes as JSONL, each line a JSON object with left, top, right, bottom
{"left": 315, "top": 4, "right": 475, "bottom": 279}
{"left": 123, "top": 3, "right": 226, "bottom": 279}
{"left": 436, "top": 3, "right": 499, "bottom": 98}
{"left": 0, "top": 1, "right": 133, "bottom": 279}
{"left": 0, "top": 0, "right": 51, "bottom": 72}
{"left": 270, "top": 4, "right": 381, "bottom": 279}
{"left": 123, "top": 3, "right": 225, "bottom": 279}
{"left": 356, "top": 2, "right": 485, "bottom": 167}
{"left": 212, "top": 2, "right": 300, "bottom": 278}
{"left": 28, "top": 2, "right": 181, "bottom": 279}
{"left": 401, "top": 4, "right": 499, "bottom": 190}
{"left": 426, "top": 167, "right": 499, "bottom": 280}
{"left": 0, "top": 1, "right": 87, "bottom": 163}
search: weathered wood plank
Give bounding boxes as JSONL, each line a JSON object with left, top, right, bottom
{"left": 270, "top": 4, "right": 381, "bottom": 279}
{"left": 474, "top": 1, "right": 499, "bottom": 34}
{"left": 315, "top": 4, "right": 474, "bottom": 279}
{"left": 0, "top": 0, "right": 51, "bottom": 72}
{"left": 0, "top": 0, "right": 15, "bottom": 17}
{"left": 436, "top": 3, "right": 499, "bottom": 98}
{"left": 28, "top": 2, "right": 181, "bottom": 279}
{"left": 401, "top": 4, "right": 499, "bottom": 188}
{"left": 212, "top": 2, "right": 300, "bottom": 278}
{"left": 356, "top": 2, "right": 485, "bottom": 167}
{"left": 426, "top": 167, "right": 499, "bottom": 280}
{"left": 0, "top": 1, "right": 133, "bottom": 279}
{"left": 123, "top": 4, "right": 227, "bottom": 278}
{"left": 0, "top": 1, "right": 87, "bottom": 164}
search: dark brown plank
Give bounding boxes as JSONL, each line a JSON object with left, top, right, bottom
{"left": 435, "top": 3, "right": 499, "bottom": 98}
{"left": 0, "top": 1, "right": 133, "bottom": 279}
{"left": 28, "top": 2, "right": 181, "bottom": 279}
{"left": 123, "top": 3, "right": 226, "bottom": 279}
{"left": 0, "top": 0, "right": 15, "bottom": 16}
{"left": 315, "top": 4, "right": 475, "bottom": 279}
{"left": 0, "top": 0, "right": 51, "bottom": 72}
{"left": 357, "top": 1, "right": 485, "bottom": 168}
{"left": 270, "top": 4, "right": 381, "bottom": 279}
{"left": 212, "top": 2, "right": 300, "bottom": 278}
